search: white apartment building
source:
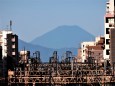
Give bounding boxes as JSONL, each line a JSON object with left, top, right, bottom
{"left": 81, "top": 42, "right": 95, "bottom": 62}
{"left": 103, "top": 0, "right": 114, "bottom": 60}
{"left": 0, "top": 30, "right": 12, "bottom": 58}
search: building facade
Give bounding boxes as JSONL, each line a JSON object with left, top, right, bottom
{"left": 110, "top": 29, "right": 115, "bottom": 63}
{"left": 81, "top": 42, "right": 95, "bottom": 62}
{"left": 80, "top": 37, "right": 104, "bottom": 63}
{"left": 86, "top": 37, "right": 105, "bottom": 64}
{"left": 103, "top": 0, "right": 115, "bottom": 63}
{"left": 0, "top": 30, "right": 12, "bottom": 58}
{"left": 0, "top": 30, "right": 18, "bottom": 60}
{"left": 7, "top": 33, "right": 18, "bottom": 61}
{"left": 19, "top": 50, "right": 30, "bottom": 63}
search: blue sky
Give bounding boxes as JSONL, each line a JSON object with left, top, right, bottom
{"left": 0, "top": 0, "right": 107, "bottom": 42}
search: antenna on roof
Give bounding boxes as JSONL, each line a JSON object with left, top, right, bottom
{"left": 10, "top": 20, "right": 12, "bottom": 31}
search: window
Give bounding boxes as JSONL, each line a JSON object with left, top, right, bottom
{"left": 109, "top": 24, "right": 112, "bottom": 27}
{"left": 106, "top": 28, "right": 109, "bottom": 34}
{"left": 106, "top": 50, "right": 110, "bottom": 55}
{"left": 83, "top": 45, "right": 84, "bottom": 47}
{"left": 83, "top": 50, "right": 84, "bottom": 53}
{"left": 106, "top": 39, "right": 110, "bottom": 44}
{"left": 108, "top": 19, "right": 114, "bottom": 23}
{"left": 106, "top": 7, "right": 109, "bottom": 13}
{"left": 106, "top": 18, "right": 109, "bottom": 23}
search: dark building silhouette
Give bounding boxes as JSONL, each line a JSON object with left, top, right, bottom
{"left": 7, "top": 33, "right": 18, "bottom": 63}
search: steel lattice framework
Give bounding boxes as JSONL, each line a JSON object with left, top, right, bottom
{"left": 8, "top": 62, "right": 115, "bottom": 86}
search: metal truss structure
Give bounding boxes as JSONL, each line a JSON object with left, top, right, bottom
{"left": 8, "top": 51, "right": 115, "bottom": 86}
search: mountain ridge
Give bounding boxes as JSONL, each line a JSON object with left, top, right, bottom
{"left": 31, "top": 25, "right": 95, "bottom": 49}
{"left": 19, "top": 25, "right": 95, "bottom": 62}
{"left": 18, "top": 39, "right": 77, "bottom": 62}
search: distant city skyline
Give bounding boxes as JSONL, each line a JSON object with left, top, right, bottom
{"left": 0, "top": 0, "right": 107, "bottom": 42}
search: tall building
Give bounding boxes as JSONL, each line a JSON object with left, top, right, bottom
{"left": 0, "top": 30, "right": 18, "bottom": 60}
{"left": 103, "top": 0, "right": 115, "bottom": 63}
{"left": 110, "top": 28, "right": 115, "bottom": 63}
{"left": 0, "top": 30, "right": 12, "bottom": 58}
{"left": 7, "top": 33, "right": 18, "bottom": 61}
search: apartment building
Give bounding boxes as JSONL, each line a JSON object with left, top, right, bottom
{"left": 103, "top": 0, "right": 115, "bottom": 63}
{"left": 0, "top": 30, "right": 18, "bottom": 61}
{"left": 80, "top": 37, "right": 104, "bottom": 63}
